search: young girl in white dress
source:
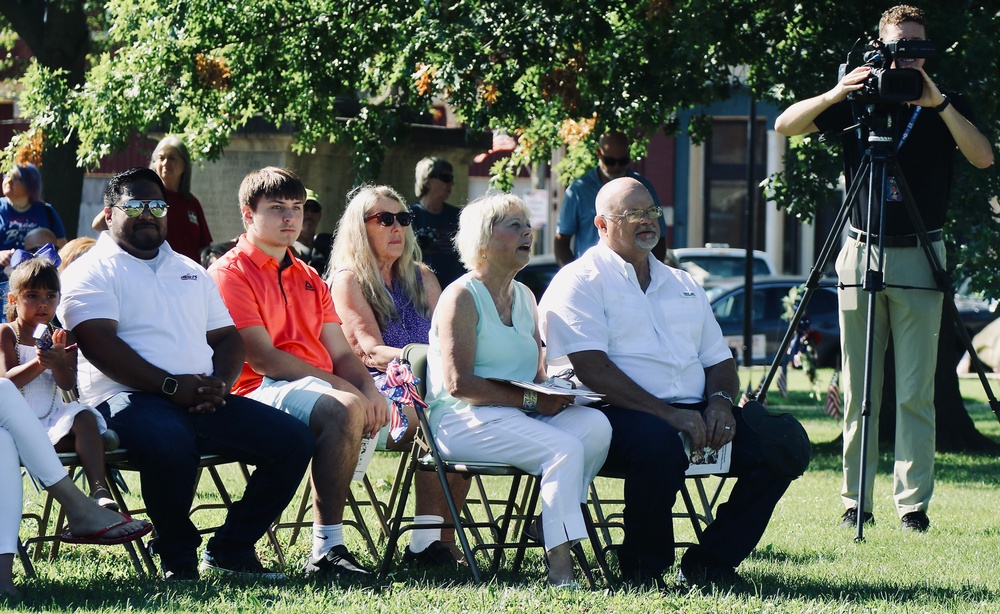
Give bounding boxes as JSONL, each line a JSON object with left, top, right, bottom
{"left": 0, "top": 251, "right": 117, "bottom": 510}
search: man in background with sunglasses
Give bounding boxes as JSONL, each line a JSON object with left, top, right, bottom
{"left": 210, "top": 167, "right": 386, "bottom": 579}
{"left": 555, "top": 132, "right": 666, "bottom": 267}
{"left": 58, "top": 167, "right": 314, "bottom": 580}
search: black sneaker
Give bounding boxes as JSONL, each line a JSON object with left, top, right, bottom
{"left": 199, "top": 551, "right": 285, "bottom": 580}
{"left": 402, "top": 540, "right": 459, "bottom": 568}
{"left": 901, "top": 511, "right": 930, "bottom": 532}
{"left": 303, "top": 544, "right": 372, "bottom": 578}
{"left": 840, "top": 507, "right": 874, "bottom": 529}
{"left": 162, "top": 561, "right": 199, "bottom": 582}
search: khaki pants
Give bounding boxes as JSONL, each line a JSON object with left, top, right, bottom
{"left": 836, "top": 234, "right": 945, "bottom": 517}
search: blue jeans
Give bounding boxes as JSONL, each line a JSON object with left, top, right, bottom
{"left": 598, "top": 402, "right": 790, "bottom": 577}
{"left": 99, "top": 392, "right": 314, "bottom": 568}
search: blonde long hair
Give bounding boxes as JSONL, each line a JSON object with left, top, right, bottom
{"left": 328, "top": 185, "right": 429, "bottom": 328}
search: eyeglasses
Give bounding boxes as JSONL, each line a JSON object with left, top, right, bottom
{"left": 430, "top": 173, "right": 455, "bottom": 183}
{"left": 600, "top": 155, "right": 630, "bottom": 167}
{"left": 113, "top": 199, "right": 169, "bottom": 218}
{"left": 601, "top": 206, "right": 663, "bottom": 224}
{"left": 364, "top": 211, "right": 414, "bottom": 227}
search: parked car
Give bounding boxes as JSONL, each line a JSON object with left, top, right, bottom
{"left": 671, "top": 245, "right": 776, "bottom": 286}
{"left": 705, "top": 276, "right": 841, "bottom": 368}
{"left": 518, "top": 246, "right": 777, "bottom": 301}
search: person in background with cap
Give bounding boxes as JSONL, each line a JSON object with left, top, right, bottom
{"left": 411, "top": 157, "right": 465, "bottom": 289}
{"left": 295, "top": 189, "right": 332, "bottom": 273}
{"left": 554, "top": 131, "right": 666, "bottom": 267}
{"left": 539, "top": 177, "right": 793, "bottom": 588}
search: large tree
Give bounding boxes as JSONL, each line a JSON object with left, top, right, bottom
{"left": 1, "top": 0, "right": 91, "bottom": 234}
{"left": 3, "top": 1, "right": 998, "bottom": 447}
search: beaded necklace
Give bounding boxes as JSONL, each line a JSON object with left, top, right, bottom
{"left": 12, "top": 322, "right": 59, "bottom": 420}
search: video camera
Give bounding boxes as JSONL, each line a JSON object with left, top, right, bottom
{"left": 839, "top": 38, "right": 936, "bottom": 104}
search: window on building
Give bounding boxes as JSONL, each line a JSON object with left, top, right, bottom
{"left": 703, "top": 119, "right": 767, "bottom": 248}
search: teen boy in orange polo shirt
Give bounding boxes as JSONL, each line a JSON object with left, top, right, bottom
{"left": 209, "top": 167, "right": 387, "bottom": 577}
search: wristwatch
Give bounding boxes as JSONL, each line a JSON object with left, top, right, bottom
{"left": 521, "top": 389, "right": 538, "bottom": 413}
{"left": 709, "top": 390, "right": 735, "bottom": 405}
{"left": 934, "top": 95, "right": 951, "bottom": 114}
{"left": 161, "top": 376, "right": 179, "bottom": 396}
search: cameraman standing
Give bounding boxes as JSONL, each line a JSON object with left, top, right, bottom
{"left": 775, "top": 5, "right": 992, "bottom": 533}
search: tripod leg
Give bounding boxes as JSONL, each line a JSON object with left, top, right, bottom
{"left": 890, "top": 159, "right": 1000, "bottom": 420}
{"left": 756, "top": 157, "right": 872, "bottom": 402}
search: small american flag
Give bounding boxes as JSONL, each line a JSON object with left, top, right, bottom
{"left": 824, "top": 371, "right": 842, "bottom": 418}
{"left": 777, "top": 362, "right": 788, "bottom": 398}
{"left": 376, "top": 359, "right": 427, "bottom": 442}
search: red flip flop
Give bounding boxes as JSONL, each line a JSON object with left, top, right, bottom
{"left": 59, "top": 514, "right": 153, "bottom": 545}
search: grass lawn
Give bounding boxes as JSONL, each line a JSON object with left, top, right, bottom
{"left": 9, "top": 366, "right": 1000, "bottom": 612}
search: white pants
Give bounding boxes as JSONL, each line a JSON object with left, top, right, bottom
{"left": 434, "top": 405, "right": 612, "bottom": 550}
{"left": 0, "top": 379, "right": 67, "bottom": 555}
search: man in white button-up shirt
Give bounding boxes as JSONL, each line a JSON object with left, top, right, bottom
{"left": 539, "top": 177, "right": 790, "bottom": 587}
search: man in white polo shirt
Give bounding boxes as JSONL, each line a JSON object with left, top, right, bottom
{"left": 539, "top": 177, "right": 791, "bottom": 587}
{"left": 58, "top": 167, "right": 314, "bottom": 582}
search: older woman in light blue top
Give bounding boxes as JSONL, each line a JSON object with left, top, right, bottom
{"left": 425, "top": 192, "right": 611, "bottom": 588}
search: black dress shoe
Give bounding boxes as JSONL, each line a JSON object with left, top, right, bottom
{"left": 901, "top": 511, "right": 930, "bottom": 532}
{"left": 840, "top": 507, "right": 874, "bottom": 529}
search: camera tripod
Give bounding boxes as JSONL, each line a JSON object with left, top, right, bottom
{"left": 752, "top": 103, "right": 1000, "bottom": 542}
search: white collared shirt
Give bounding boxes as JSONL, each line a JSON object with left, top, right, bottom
{"left": 58, "top": 232, "right": 234, "bottom": 407}
{"left": 538, "top": 242, "right": 732, "bottom": 404}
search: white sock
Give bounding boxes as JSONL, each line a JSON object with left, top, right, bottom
{"left": 408, "top": 515, "right": 444, "bottom": 553}
{"left": 312, "top": 523, "right": 344, "bottom": 559}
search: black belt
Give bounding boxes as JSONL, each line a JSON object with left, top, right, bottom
{"left": 847, "top": 228, "right": 942, "bottom": 247}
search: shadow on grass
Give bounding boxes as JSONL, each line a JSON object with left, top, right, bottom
{"left": 750, "top": 570, "right": 999, "bottom": 606}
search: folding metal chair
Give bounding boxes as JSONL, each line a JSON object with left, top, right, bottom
{"left": 270, "top": 461, "right": 403, "bottom": 561}
{"left": 18, "top": 449, "right": 153, "bottom": 576}
{"left": 102, "top": 453, "right": 286, "bottom": 571}
{"left": 586, "top": 470, "right": 729, "bottom": 581}
{"left": 377, "top": 344, "right": 597, "bottom": 585}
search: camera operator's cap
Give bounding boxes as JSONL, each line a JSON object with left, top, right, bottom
{"left": 304, "top": 189, "right": 321, "bottom": 209}
{"left": 741, "top": 400, "right": 812, "bottom": 480}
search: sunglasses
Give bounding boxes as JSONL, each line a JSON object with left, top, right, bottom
{"left": 364, "top": 211, "right": 414, "bottom": 227}
{"left": 601, "top": 155, "right": 631, "bottom": 167}
{"left": 113, "top": 199, "right": 169, "bottom": 218}
{"left": 430, "top": 173, "right": 455, "bottom": 183}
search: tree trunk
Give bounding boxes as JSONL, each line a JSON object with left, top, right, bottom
{"left": 2, "top": 0, "right": 89, "bottom": 237}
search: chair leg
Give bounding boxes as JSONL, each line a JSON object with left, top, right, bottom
{"left": 284, "top": 477, "right": 313, "bottom": 548}
{"left": 581, "top": 502, "right": 613, "bottom": 586}
{"left": 344, "top": 489, "right": 380, "bottom": 561}
{"left": 105, "top": 468, "right": 157, "bottom": 576}
{"left": 16, "top": 540, "right": 35, "bottom": 578}
{"left": 377, "top": 447, "right": 418, "bottom": 579}
{"left": 435, "top": 464, "right": 482, "bottom": 582}
{"left": 31, "top": 489, "right": 56, "bottom": 562}
{"left": 679, "top": 480, "right": 705, "bottom": 542}
{"left": 509, "top": 476, "right": 540, "bottom": 573}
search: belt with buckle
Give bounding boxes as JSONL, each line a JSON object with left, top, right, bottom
{"left": 847, "top": 228, "right": 942, "bottom": 247}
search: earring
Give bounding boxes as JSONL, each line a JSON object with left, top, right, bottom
{"left": 481, "top": 253, "right": 487, "bottom": 260}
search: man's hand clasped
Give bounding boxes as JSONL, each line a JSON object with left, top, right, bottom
{"left": 173, "top": 373, "right": 229, "bottom": 414}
